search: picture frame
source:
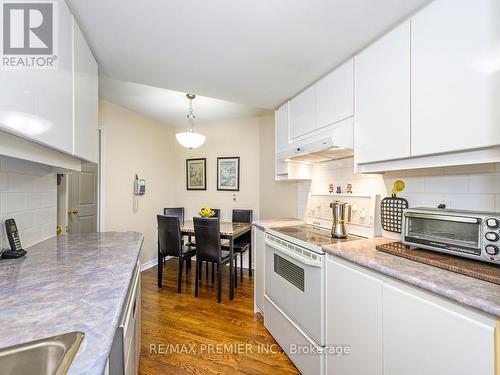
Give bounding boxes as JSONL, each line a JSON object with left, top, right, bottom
{"left": 186, "top": 158, "right": 207, "bottom": 190}
{"left": 217, "top": 157, "right": 240, "bottom": 191}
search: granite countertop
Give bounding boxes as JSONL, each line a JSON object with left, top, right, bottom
{"left": 0, "top": 231, "right": 144, "bottom": 375}
{"left": 323, "top": 237, "right": 500, "bottom": 318}
{"left": 252, "top": 218, "right": 305, "bottom": 230}
{"left": 181, "top": 220, "right": 251, "bottom": 236}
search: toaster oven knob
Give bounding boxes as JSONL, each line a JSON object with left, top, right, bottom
{"left": 485, "top": 245, "right": 499, "bottom": 256}
{"left": 486, "top": 218, "right": 500, "bottom": 229}
{"left": 485, "top": 232, "right": 499, "bottom": 242}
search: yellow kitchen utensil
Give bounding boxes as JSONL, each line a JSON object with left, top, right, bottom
{"left": 391, "top": 180, "right": 405, "bottom": 197}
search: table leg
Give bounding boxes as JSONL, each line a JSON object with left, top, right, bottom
{"left": 229, "top": 237, "right": 234, "bottom": 300}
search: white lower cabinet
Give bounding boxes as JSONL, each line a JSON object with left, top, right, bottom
{"left": 383, "top": 282, "right": 496, "bottom": 375}
{"left": 253, "top": 226, "right": 265, "bottom": 314}
{"left": 326, "top": 257, "right": 383, "bottom": 375}
{"left": 325, "top": 255, "right": 498, "bottom": 375}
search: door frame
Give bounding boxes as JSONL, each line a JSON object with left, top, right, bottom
{"left": 98, "top": 127, "right": 105, "bottom": 232}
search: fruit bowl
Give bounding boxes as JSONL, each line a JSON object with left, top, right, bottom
{"left": 199, "top": 207, "right": 215, "bottom": 218}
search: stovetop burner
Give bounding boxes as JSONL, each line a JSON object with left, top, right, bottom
{"left": 271, "top": 225, "right": 364, "bottom": 248}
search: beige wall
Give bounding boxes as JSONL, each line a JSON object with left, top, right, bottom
{"left": 172, "top": 116, "right": 262, "bottom": 222}
{"left": 99, "top": 100, "right": 175, "bottom": 263}
{"left": 100, "top": 100, "right": 298, "bottom": 264}
{"left": 259, "top": 115, "right": 297, "bottom": 219}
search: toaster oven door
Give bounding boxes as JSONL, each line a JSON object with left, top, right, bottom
{"left": 403, "top": 213, "right": 482, "bottom": 255}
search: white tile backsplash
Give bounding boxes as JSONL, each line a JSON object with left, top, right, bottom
{"left": 297, "top": 157, "right": 500, "bottom": 219}
{"left": 0, "top": 156, "right": 56, "bottom": 249}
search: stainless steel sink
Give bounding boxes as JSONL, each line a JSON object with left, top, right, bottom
{"left": 0, "top": 331, "right": 84, "bottom": 375}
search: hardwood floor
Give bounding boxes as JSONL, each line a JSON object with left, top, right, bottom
{"left": 139, "top": 258, "right": 300, "bottom": 375}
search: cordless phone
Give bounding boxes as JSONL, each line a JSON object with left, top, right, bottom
{"left": 1, "top": 218, "right": 27, "bottom": 259}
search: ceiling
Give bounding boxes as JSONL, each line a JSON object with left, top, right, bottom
{"left": 67, "top": 0, "right": 431, "bottom": 109}
{"left": 99, "top": 78, "right": 268, "bottom": 127}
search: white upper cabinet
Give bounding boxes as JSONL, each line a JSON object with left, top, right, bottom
{"left": 73, "top": 19, "right": 98, "bottom": 163}
{"left": 275, "top": 103, "right": 289, "bottom": 154}
{"left": 411, "top": 0, "right": 500, "bottom": 157}
{"left": 355, "top": 21, "right": 411, "bottom": 164}
{"left": 289, "top": 85, "right": 316, "bottom": 140}
{"left": 316, "top": 59, "right": 354, "bottom": 130}
{"left": 0, "top": 0, "right": 73, "bottom": 154}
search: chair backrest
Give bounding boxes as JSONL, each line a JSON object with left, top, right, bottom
{"left": 232, "top": 209, "right": 253, "bottom": 223}
{"left": 157, "top": 215, "right": 182, "bottom": 257}
{"left": 193, "top": 217, "right": 221, "bottom": 263}
{"left": 233, "top": 209, "right": 253, "bottom": 244}
{"left": 164, "top": 207, "right": 184, "bottom": 224}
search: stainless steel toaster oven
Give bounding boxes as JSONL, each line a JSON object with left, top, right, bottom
{"left": 402, "top": 208, "right": 500, "bottom": 264}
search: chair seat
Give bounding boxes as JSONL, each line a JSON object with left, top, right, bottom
{"left": 181, "top": 246, "right": 196, "bottom": 256}
{"left": 222, "top": 242, "right": 249, "bottom": 253}
{"left": 221, "top": 250, "right": 238, "bottom": 263}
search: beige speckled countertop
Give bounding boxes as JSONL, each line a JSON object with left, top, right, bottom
{"left": 252, "top": 218, "right": 305, "bottom": 230}
{"left": 323, "top": 237, "right": 500, "bottom": 317}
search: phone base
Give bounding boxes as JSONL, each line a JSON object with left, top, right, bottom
{"left": 1, "top": 249, "right": 27, "bottom": 259}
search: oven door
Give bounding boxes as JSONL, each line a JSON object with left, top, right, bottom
{"left": 403, "top": 212, "right": 482, "bottom": 256}
{"left": 265, "top": 235, "right": 324, "bottom": 345}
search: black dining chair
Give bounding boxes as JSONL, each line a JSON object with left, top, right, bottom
{"left": 157, "top": 215, "right": 196, "bottom": 292}
{"left": 164, "top": 207, "right": 185, "bottom": 223}
{"left": 228, "top": 209, "right": 253, "bottom": 281}
{"left": 193, "top": 217, "right": 237, "bottom": 303}
{"left": 198, "top": 208, "right": 220, "bottom": 280}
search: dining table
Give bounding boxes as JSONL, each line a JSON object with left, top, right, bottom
{"left": 179, "top": 221, "right": 252, "bottom": 300}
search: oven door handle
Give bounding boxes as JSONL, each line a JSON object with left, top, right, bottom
{"left": 266, "top": 239, "right": 322, "bottom": 267}
{"left": 404, "top": 212, "right": 480, "bottom": 224}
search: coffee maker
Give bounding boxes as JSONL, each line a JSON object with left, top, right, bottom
{"left": 330, "top": 200, "right": 352, "bottom": 238}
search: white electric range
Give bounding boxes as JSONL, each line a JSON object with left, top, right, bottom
{"left": 264, "top": 224, "right": 362, "bottom": 375}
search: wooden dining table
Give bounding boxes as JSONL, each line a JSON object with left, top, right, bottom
{"left": 179, "top": 221, "right": 252, "bottom": 300}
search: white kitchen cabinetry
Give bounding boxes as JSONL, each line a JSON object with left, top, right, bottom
{"left": 316, "top": 59, "right": 354, "bottom": 131}
{"left": 289, "top": 86, "right": 316, "bottom": 140}
{"left": 383, "top": 282, "right": 496, "bottom": 375}
{"left": 253, "top": 226, "right": 265, "bottom": 315}
{"left": 326, "top": 257, "right": 383, "bottom": 375}
{"left": 355, "top": 21, "right": 410, "bottom": 164}
{"left": 0, "top": 0, "right": 73, "bottom": 155}
{"left": 275, "top": 103, "right": 289, "bottom": 154}
{"left": 411, "top": 0, "right": 500, "bottom": 157}
{"left": 73, "top": 19, "right": 99, "bottom": 163}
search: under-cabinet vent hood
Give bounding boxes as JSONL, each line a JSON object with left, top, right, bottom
{"left": 277, "top": 119, "right": 354, "bottom": 164}
{"left": 286, "top": 146, "right": 353, "bottom": 164}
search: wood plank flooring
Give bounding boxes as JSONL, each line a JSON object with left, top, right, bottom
{"left": 139, "top": 259, "right": 300, "bottom": 375}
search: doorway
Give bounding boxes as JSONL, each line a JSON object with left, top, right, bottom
{"left": 57, "top": 163, "right": 99, "bottom": 235}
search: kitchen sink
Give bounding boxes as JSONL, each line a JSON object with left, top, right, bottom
{"left": 0, "top": 331, "right": 84, "bottom": 375}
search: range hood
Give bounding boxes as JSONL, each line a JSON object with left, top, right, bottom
{"left": 286, "top": 146, "right": 353, "bottom": 163}
{"left": 277, "top": 119, "right": 354, "bottom": 164}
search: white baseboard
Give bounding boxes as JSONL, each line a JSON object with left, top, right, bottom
{"left": 140, "top": 255, "right": 256, "bottom": 272}
{"left": 140, "top": 256, "right": 173, "bottom": 272}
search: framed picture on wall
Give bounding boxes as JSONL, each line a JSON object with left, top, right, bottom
{"left": 217, "top": 157, "right": 240, "bottom": 191}
{"left": 186, "top": 158, "right": 207, "bottom": 190}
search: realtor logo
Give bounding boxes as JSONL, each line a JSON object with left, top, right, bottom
{"left": 1, "top": 0, "right": 58, "bottom": 68}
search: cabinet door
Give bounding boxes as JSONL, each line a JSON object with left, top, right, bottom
{"left": 316, "top": 59, "right": 354, "bottom": 130}
{"left": 411, "top": 0, "right": 500, "bottom": 156}
{"left": 275, "top": 103, "right": 289, "bottom": 153}
{"left": 383, "top": 283, "right": 495, "bottom": 375}
{"left": 289, "top": 86, "right": 315, "bottom": 140}
{"left": 326, "top": 257, "right": 383, "bottom": 375}
{"left": 31, "top": 0, "right": 73, "bottom": 154}
{"left": 253, "top": 227, "right": 265, "bottom": 314}
{"left": 73, "top": 19, "right": 99, "bottom": 163}
{"left": 0, "top": 0, "right": 73, "bottom": 154}
{"left": 355, "top": 22, "right": 410, "bottom": 164}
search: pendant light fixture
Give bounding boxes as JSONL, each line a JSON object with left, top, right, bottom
{"left": 176, "top": 94, "right": 206, "bottom": 149}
